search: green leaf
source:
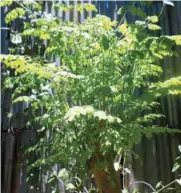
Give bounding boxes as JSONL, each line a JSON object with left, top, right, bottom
{"left": 163, "top": 0, "right": 174, "bottom": 7}
{"left": 159, "top": 76, "right": 181, "bottom": 95}
{"left": 178, "top": 145, "right": 181, "bottom": 153}
{"left": 128, "top": 7, "right": 147, "bottom": 18}
{"left": 122, "top": 189, "right": 129, "bottom": 193}
{"left": 172, "top": 162, "right": 180, "bottom": 172}
{"left": 10, "top": 33, "right": 22, "bottom": 44}
{"left": 0, "top": 0, "right": 13, "bottom": 7}
{"left": 124, "top": 168, "right": 131, "bottom": 174}
{"left": 93, "top": 111, "right": 107, "bottom": 120}
{"left": 13, "top": 96, "right": 32, "bottom": 103}
{"left": 47, "top": 176, "right": 55, "bottom": 184}
{"left": 176, "top": 179, "right": 181, "bottom": 186}
{"left": 84, "top": 4, "right": 97, "bottom": 12}
{"left": 133, "top": 190, "right": 140, "bottom": 193}
{"left": 5, "top": 8, "right": 25, "bottom": 23}
{"left": 57, "top": 168, "right": 69, "bottom": 181}
{"left": 4, "top": 78, "right": 14, "bottom": 89}
{"left": 155, "top": 181, "right": 163, "bottom": 189}
{"left": 167, "top": 35, "right": 181, "bottom": 45}
{"left": 113, "top": 161, "right": 120, "bottom": 172}
{"left": 148, "top": 24, "right": 161, "bottom": 30}
{"left": 51, "top": 190, "right": 56, "bottom": 193}
{"left": 37, "top": 126, "right": 46, "bottom": 133}
{"left": 146, "top": 15, "right": 159, "bottom": 23}
{"left": 117, "top": 7, "right": 127, "bottom": 16}
{"left": 65, "top": 183, "right": 76, "bottom": 190}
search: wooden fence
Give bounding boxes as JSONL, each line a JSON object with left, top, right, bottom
{"left": 1, "top": 1, "right": 181, "bottom": 193}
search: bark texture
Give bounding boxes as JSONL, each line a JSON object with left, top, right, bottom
{"left": 89, "top": 151, "right": 121, "bottom": 193}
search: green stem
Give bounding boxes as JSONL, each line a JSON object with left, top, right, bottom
{"left": 156, "top": 180, "right": 177, "bottom": 193}
{"left": 129, "top": 181, "right": 156, "bottom": 192}
{"left": 158, "top": 4, "right": 165, "bottom": 20}
{"left": 15, "top": 1, "right": 32, "bottom": 13}
{"left": 116, "top": 2, "right": 136, "bottom": 29}
{"left": 102, "top": 52, "right": 106, "bottom": 110}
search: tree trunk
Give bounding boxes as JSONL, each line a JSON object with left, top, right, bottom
{"left": 92, "top": 166, "right": 121, "bottom": 193}
{"left": 88, "top": 121, "right": 122, "bottom": 193}
{"left": 89, "top": 152, "right": 121, "bottom": 193}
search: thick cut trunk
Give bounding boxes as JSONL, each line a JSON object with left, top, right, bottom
{"left": 92, "top": 166, "right": 121, "bottom": 193}
{"left": 89, "top": 122, "right": 122, "bottom": 193}
{"left": 89, "top": 153, "right": 121, "bottom": 193}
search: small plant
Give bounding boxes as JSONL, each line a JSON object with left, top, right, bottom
{"left": 123, "top": 178, "right": 181, "bottom": 193}
{"left": 123, "top": 145, "right": 181, "bottom": 193}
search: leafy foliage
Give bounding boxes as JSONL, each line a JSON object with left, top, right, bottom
{"left": 172, "top": 145, "right": 181, "bottom": 173}
{"left": 0, "top": 0, "right": 13, "bottom": 7}
{"left": 5, "top": 7, "right": 25, "bottom": 23}
{"left": 54, "top": 2, "right": 97, "bottom": 13}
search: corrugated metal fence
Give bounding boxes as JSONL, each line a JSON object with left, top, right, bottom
{"left": 1, "top": 1, "right": 181, "bottom": 193}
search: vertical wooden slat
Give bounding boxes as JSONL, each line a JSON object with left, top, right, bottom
{"left": 80, "top": 0, "right": 85, "bottom": 23}
{"left": 64, "top": 0, "right": 70, "bottom": 22}
{"left": 73, "top": 0, "right": 78, "bottom": 23}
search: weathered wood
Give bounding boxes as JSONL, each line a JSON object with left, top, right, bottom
{"left": 1, "top": 1, "right": 181, "bottom": 193}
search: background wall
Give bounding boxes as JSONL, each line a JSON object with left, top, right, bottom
{"left": 1, "top": 1, "right": 181, "bottom": 193}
